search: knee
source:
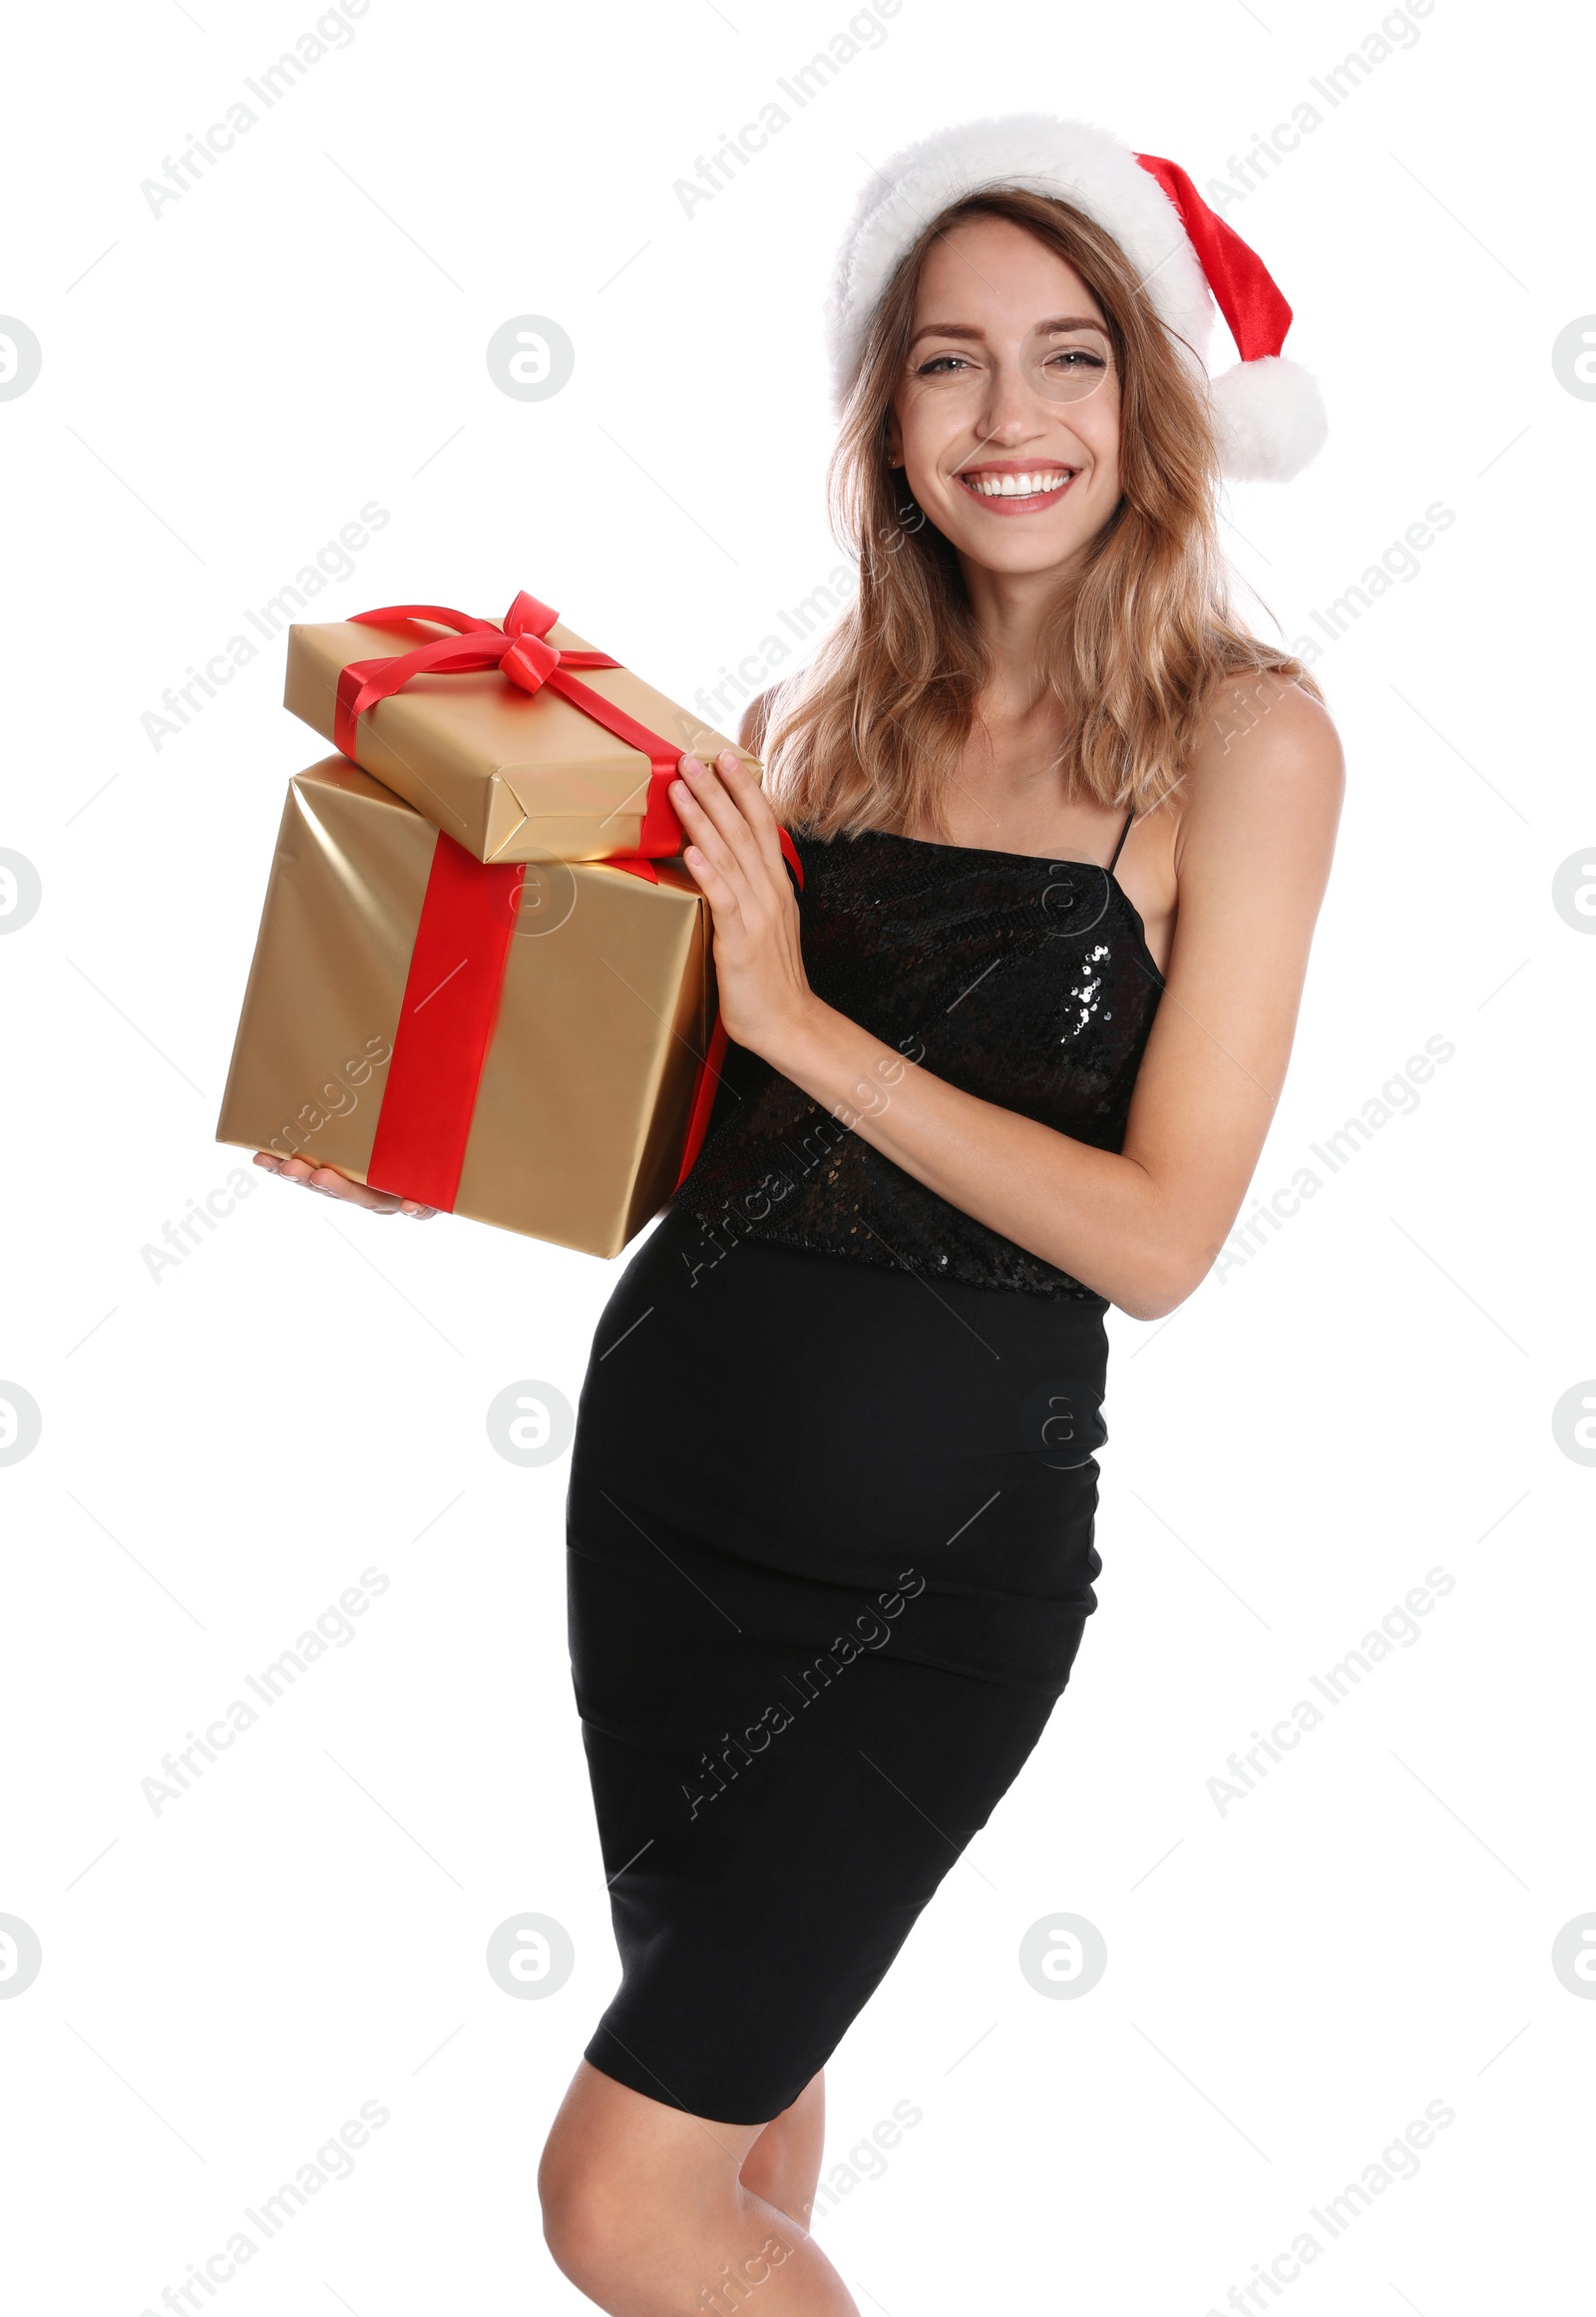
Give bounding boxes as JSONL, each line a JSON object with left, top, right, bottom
{"left": 541, "top": 2121, "right": 682, "bottom": 2303}
{"left": 538, "top": 2126, "right": 622, "bottom": 2291}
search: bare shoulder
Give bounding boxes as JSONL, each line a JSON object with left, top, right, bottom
{"left": 1129, "top": 671, "right": 1344, "bottom": 1126}
{"left": 737, "top": 685, "right": 779, "bottom": 755}
{"left": 1173, "top": 669, "right": 1345, "bottom": 895}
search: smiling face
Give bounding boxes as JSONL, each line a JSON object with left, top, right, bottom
{"left": 886, "top": 213, "right": 1123, "bottom": 580}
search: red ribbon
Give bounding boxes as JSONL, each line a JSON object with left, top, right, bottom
{"left": 663, "top": 829, "right": 804, "bottom": 1192}
{"left": 335, "top": 590, "right": 690, "bottom": 856}
{"left": 364, "top": 833, "right": 524, "bottom": 1211}
{"left": 364, "top": 824, "right": 804, "bottom": 1217}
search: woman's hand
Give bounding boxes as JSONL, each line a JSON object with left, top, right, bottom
{"left": 252, "top": 1151, "right": 437, "bottom": 1218}
{"left": 671, "top": 749, "right": 817, "bottom": 1064}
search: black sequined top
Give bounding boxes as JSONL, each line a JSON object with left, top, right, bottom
{"left": 670, "top": 826, "right": 1167, "bottom": 1298}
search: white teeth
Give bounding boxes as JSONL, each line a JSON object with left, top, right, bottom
{"left": 966, "top": 469, "right": 1072, "bottom": 498}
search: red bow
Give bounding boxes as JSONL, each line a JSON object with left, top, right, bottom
{"left": 342, "top": 593, "right": 808, "bottom": 1218}
{"left": 334, "top": 590, "right": 688, "bottom": 855}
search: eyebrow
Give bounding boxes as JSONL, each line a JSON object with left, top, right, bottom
{"left": 907, "top": 314, "right": 1107, "bottom": 347}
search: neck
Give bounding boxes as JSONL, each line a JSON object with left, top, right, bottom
{"left": 956, "top": 555, "right": 1078, "bottom": 740}
{"left": 961, "top": 546, "right": 1081, "bottom": 661}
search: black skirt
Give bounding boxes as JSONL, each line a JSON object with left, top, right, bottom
{"left": 564, "top": 1201, "right": 1110, "bottom": 2126}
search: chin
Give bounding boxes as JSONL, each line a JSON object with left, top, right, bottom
{"left": 948, "top": 519, "right": 1096, "bottom": 577}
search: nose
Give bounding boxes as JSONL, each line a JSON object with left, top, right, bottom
{"left": 973, "top": 351, "right": 1050, "bottom": 443}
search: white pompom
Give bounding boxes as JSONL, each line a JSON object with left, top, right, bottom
{"left": 1209, "top": 355, "right": 1328, "bottom": 483}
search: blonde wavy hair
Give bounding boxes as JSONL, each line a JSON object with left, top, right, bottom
{"left": 752, "top": 186, "right": 1322, "bottom": 838}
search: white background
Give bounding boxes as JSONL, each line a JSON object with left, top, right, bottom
{"left": 1, "top": 0, "right": 1590, "bottom": 2310}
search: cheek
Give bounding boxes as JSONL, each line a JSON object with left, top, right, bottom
{"left": 895, "top": 416, "right": 930, "bottom": 483}
{"left": 896, "top": 392, "right": 960, "bottom": 471}
{"left": 1078, "top": 385, "right": 1121, "bottom": 463}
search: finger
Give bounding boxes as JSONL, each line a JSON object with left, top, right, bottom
{"left": 714, "top": 748, "right": 771, "bottom": 814}
{"left": 671, "top": 773, "right": 747, "bottom": 890}
{"left": 304, "top": 1164, "right": 402, "bottom": 1213}
{"left": 681, "top": 841, "right": 741, "bottom": 923}
{"left": 677, "top": 753, "right": 768, "bottom": 886}
{"left": 703, "top": 748, "right": 794, "bottom": 899}
{"left": 676, "top": 754, "right": 752, "bottom": 861}
{"left": 266, "top": 1150, "right": 407, "bottom": 1214}
{"left": 713, "top": 749, "right": 788, "bottom": 880}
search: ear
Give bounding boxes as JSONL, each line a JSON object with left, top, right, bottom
{"left": 884, "top": 409, "right": 903, "bottom": 466}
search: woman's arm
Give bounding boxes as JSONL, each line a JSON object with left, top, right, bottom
{"left": 669, "top": 679, "right": 1345, "bottom": 1321}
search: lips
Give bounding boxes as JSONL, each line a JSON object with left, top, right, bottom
{"left": 956, "top": 464, "right": 1077, "bottom": 514}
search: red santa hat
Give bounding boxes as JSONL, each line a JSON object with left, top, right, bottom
{"left": 824, "top": 113, "right": 1327, "bottom": 483}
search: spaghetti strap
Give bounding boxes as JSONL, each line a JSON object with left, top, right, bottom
{"left": 1106, "top": 805, "right": 1135, "bottom": 874}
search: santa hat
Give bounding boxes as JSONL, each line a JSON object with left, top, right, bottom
{"left": 824, "top": 113, "right": 1327, "bottom": 483}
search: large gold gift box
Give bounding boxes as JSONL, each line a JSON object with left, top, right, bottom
{"left": 214, "top": 756, "right": 717, "bottom": 1257}
{"left": 283, "top": 607, "right": 759, "bottom": 865}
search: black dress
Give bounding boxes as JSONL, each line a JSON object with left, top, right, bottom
{"left": 564, "top": 816, "right": 1165, "bottom": 2125}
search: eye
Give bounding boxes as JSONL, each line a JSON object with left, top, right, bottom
{"left": 915, "top": 353, "right": 974, "bottom": 377}
{"left": 1045, "top": 347, "right": 1107, "bottom": 374}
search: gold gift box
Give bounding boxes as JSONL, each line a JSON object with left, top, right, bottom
{"left": 283, "top": 611, "right": 759, "bottom": 865}
{"left": 214, "top": 756, "right": 716, "bottom": 1256}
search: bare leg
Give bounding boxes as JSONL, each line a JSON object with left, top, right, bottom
{"left": 540, "top": 2061, "right": 859, "bottom": 2316}
{"left": 738, "top": 2072, "right": 826, "bottom": 2228}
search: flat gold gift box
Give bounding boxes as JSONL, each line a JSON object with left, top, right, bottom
{"left": 284, "top": 613, "right": 759, "bottom": 865}
{"left": 215, "top": 756, "right": 716, "bottom": 1256}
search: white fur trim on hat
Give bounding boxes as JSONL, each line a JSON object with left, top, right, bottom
{"left": 824, "top": 113, "right": 1323, "bottom": 482}
{"left": 825, "top": 116, "right": 1214, "bottom": 404}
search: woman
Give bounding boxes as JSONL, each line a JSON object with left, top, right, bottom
{"left": 260, "top": 118, "right": 1343, "bottom": 2316}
